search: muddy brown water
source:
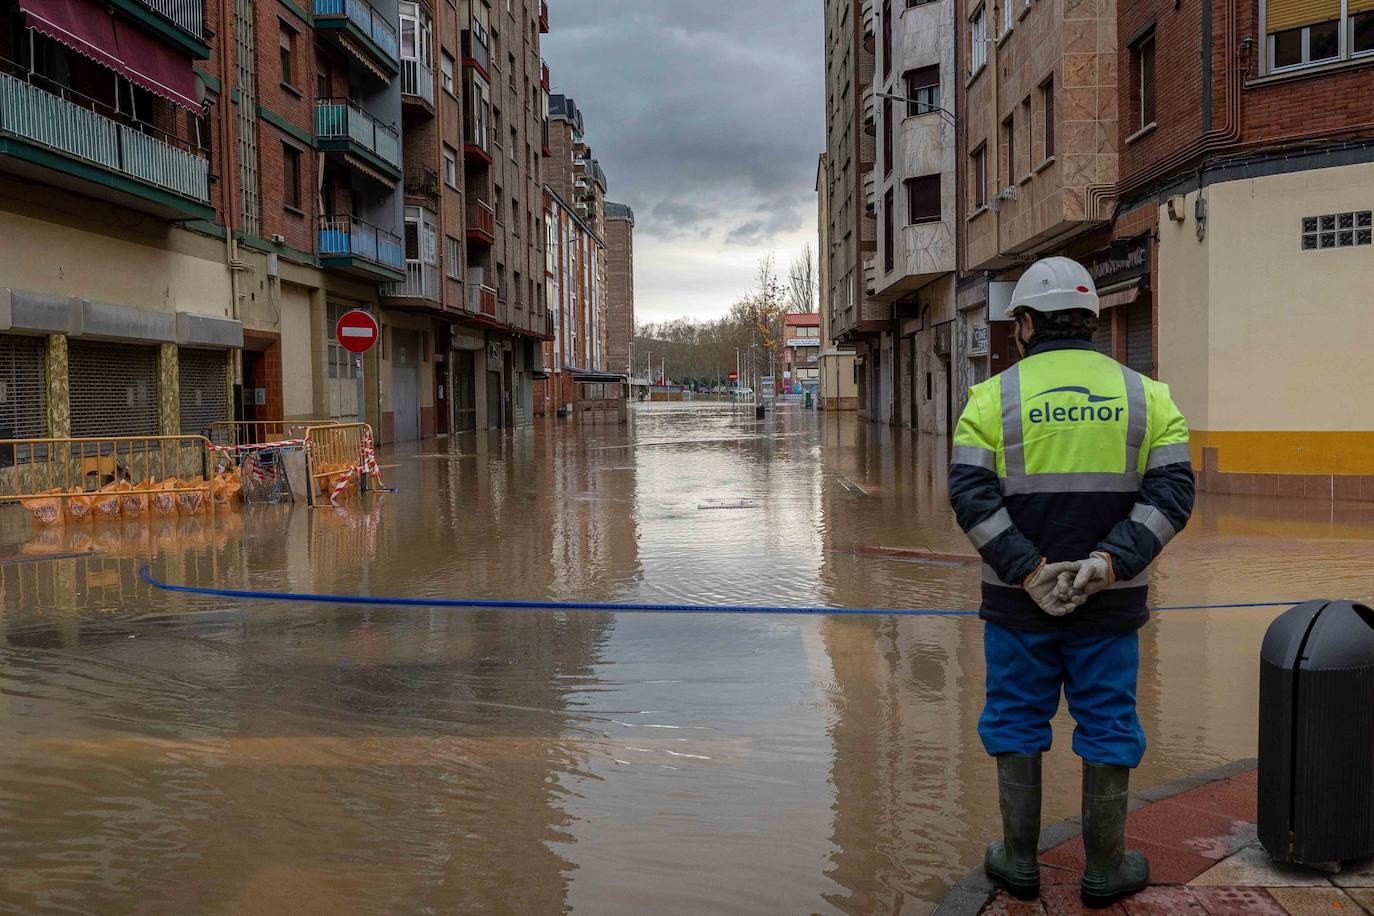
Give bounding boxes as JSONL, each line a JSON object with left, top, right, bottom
{"left": 1, "top": 402, "right": 1371, "bottom": 915}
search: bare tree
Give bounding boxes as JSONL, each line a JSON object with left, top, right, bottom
{"left": 786, "top": 244, "right": 817, "bottom": 314}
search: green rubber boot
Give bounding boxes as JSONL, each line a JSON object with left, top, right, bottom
{"left": 984, "top": 753, "right": 1042, "bottom": 900}
{"left": 1080, "top": 763, "right": 1150, "bottom": 908}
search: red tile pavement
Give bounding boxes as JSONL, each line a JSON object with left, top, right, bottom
{"left": 1123, "top": 799, "right": 1249, "bottom": 861}
{"left": 1187, "top": 886, "right": 1288, "bottom": 914}
{"left": 1040, "top": 886, "right": 1127, "bottom": 914}
{"left": 1118, "top": 885, "right": 1209, "bottom": 914}
{"left": 1164, "top": 771, "right": 1258, "bottom": 823}
{"left": 982, "top": 894, "right": 1046, "bottom": 914}
{"left": 1040, "top": 834, "right": 1215, "bottom": 885}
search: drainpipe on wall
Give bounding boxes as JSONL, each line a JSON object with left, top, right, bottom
{"left": 218, "top": 0, "right": 244, "bottom": 396}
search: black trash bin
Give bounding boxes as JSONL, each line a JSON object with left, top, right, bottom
{"left": 1258, "top": 599, "right": 1374, "bottom": 867}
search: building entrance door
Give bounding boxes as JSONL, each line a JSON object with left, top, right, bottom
{"left": 453, "top": 351, "right": 476, "bottom": 431}
{"left": 391, "top": 328, "right": 422, "bottom": 443}
{"left": 486, "top": 370, "right": 504, "bottom": 429}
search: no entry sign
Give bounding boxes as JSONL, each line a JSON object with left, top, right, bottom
{"left": 336, "top": 309, "right": 380, "bottom": 354}
{"left": 728, "top": 371, "right": 739, "bottom": 382}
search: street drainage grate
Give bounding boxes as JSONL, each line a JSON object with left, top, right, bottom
{"left": 835, "top": 476, "right": 869, "bottom": 496}
{"left": 698, "top": 499, "right": 759, "bottom": 510}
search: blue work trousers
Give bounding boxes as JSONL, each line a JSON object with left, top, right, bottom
{"left": 979, "top": 622, "right": 1146, "bottom": 768}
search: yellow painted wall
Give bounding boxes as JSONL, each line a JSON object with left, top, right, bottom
{"left": 0, "top": 197, "right": 229, "bottom": 318}
{"left": 1158, "top": 161, "right": 1374, "bottom": 475}
{"left": 279, "top": 283, "right": 315, "bottom": 419}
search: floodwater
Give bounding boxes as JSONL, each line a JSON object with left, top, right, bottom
{"left": 1, "top": 402, "right": 1372, "bottom": 915}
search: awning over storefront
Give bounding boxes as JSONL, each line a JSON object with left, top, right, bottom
{"left": 1097, "top": 278, "right": 1144, "bottom": 311}
{"left": 18, "top": 0, "right": 200, "bottom": 110}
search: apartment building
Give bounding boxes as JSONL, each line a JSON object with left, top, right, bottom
{"left": 0, "top": 0, "right": 553, "bottom": 445}
{"left": 603, "top": 201, "right": 635, "bottom": 380}
{"left": 538, "top": 187, "right": 612, "bottom": 417}
{"left": 1118, "top": 0, "right": 1374, "bottom": 492}
{"left": 866, "top": 0, "right": 959, "bottom": 434}
{"left": 822, "top": 0, "right": 888, "bottom": 423}
{"left": 454, "top": 0, "right": 551, "bottom": 431}
{"left": 815, "top": 153, "right": 858, "bottom": 411}
{"left": 782, "top": 312, "right": 821, "bottom": 396}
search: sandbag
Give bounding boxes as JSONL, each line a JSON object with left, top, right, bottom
{"left": 65, "top": 488, "right": 94, "bottom": 524}
{"left": 177, "top": 477, "right": 209, "bottom": 516}
{"left": 119, "top": 480, "right": 149, "bottom": 519}
{"left": 150, "top": 479, "right": 180, "bottom": 517}
{"left": 19, "top": 488, "right": 65, "bottom": 526}
{"left": 92, "top": 482, "right": 122, "bottom": 523}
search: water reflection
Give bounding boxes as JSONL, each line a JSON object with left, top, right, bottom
{"left": 0, "top": 402, "right": 1370, "bottom": 913}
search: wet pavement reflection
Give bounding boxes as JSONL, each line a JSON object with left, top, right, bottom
{"left": 1, "top": 402, "right": 1372, "bottom": 914}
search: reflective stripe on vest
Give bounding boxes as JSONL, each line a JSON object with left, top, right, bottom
{"left": 998, "top": 361, "right": 1149, "bottom": 494}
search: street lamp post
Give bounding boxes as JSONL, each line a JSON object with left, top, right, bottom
{"left": 872, "top": 91, "right": 958, "bottom": 129}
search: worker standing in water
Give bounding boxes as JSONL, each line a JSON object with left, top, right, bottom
{"left": 947, "top": 257, "right": 1195, "bottom": 908}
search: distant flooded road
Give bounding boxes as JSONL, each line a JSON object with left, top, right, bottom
{"left": 1, "top": 402, "right": 1371, "bottom": 914}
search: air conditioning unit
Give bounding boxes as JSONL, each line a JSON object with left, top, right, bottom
{"left": 270, "top": 233, "right": 286, "bottom": 244}
{"left": 997, "top": 185, "right": 1018, "bottom": 201}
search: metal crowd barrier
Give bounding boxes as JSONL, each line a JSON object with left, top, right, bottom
{"left": 0, "top": 435, "right": 217, "bottom": 517}
{"left": 303, "top": 422, "right": 374, "bottom": 507}
{"left": 206, "top": 420, "right": 339, "bottom": 449}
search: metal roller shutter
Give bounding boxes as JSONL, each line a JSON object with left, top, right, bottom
{"left": 1092, "top": 308, "right": 1115, "bottom": 358}
{"left": 178, "top": 348, "right": 229, "bottom": 435}
{"left": 0, "top": 335, "right": 47, "bottom": 438}
{"left": 1126, "top": 301, "right": 1153, "bottom": 377}
{"left": 69, "top": 341, "right": 159, "bottom": 437}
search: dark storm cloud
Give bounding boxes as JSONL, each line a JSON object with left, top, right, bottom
{"left": 541, "top": 1, "right": 824, "bottom": 246}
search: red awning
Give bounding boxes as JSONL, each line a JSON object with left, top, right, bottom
{"left": 19, "top": 0, "right": 200, "bottom": 111}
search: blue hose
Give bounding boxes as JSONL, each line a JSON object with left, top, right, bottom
{"left": 138, "top": 567, "right": 1301, "bottom": 617}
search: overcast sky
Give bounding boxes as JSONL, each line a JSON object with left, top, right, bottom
{"left": 542, "top": 1, "right": 825, "bottom": 325}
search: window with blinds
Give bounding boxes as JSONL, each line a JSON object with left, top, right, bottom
{"left": 1265, "top": 0, "right": 1372, "bottom": 70}
{"left": 0, "top": 335, "right": 47, "bottom": 439}
{"left": 178, "top": 349, "right": 230, "bottom": 435}
{"left": 68, "top": 342, "right": 159, "bottom": 437}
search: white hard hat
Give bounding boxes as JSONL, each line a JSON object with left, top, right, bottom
{"left": 1006, "top": 257, "right": 1100, "bottom": 317}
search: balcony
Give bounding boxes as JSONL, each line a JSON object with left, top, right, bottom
{"left": 863, "top": 169, "right": 876, "bottom": 216}
{"left": 466, "top": 199, "right": 495, "bottom": 246}
{"left": 862, "top": 0, "right": 877, "bottom": 52}
{"left": 315, "top": 99, "right": 401, "bottom": 181}
{"left": 463, "top": 116, "right": 491, "bottom": 164}
{"left": 319, "top": 215, "right": 405, "bottom": 281}
{"left": 466, "top": 282, "right": 497, "bottom": 317}
{"left": 863, "top": 253, "right": 877, "bottom": 297}
{"left": 313, "top": 0, "right": 399, "bottom": 77}
{"left": 0, "top": 71, "right": 211, "bottom": 220}
{"left": 538, "top": 0, "right": 548, "bottom": 33}
{"left": 461, "top": 26, "right": 490, "bottom": 77}
{"left": 384, "top": 260, "right": 440, "bottom": 301}
{"left": 540, "top": 59, "right": 550, "bottom": 91}
{"left": 404, "top": 166, "right": 440, "bottom": 205}
{"left": 400, "top": 58, "right": 435, "bottom": 109}
{"left": 110, "top": 0, "right": 209, "bottom": 57}
{"left": 862, "top": 84, "right": 878, "bottom": 136}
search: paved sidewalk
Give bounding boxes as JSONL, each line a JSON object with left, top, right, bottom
{"left": 935, "top": 759, "right": 1374, "bottom": 915}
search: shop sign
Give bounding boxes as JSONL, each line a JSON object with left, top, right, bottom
{"left": 969, "top": 323, "right": 989, "bottom": 356}
{"left": 1084, "top": 235, "right": 1151, "bottom": 290}
{"left": 786, "top": 337, "right": 821, "bottom": 347}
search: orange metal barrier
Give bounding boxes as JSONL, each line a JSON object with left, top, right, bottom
{"left": 207, "top": 420, "right": 340, "bottom": 449}
{"left": 304, "top": 423, "right": 375, "bottom": 506}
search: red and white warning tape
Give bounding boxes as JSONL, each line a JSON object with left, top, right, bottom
{"left": 207, "top": 438, "right": 306, "bottom": 453}
{"left": 327, "top": 428, "right": 386, "bottom": 506}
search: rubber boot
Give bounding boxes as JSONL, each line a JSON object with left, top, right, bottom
{"left": 1080, "top": 762, "right": 1150, "bottom": 908}
{"left": 983, "top": 753, "right": 1042, "bottom": 900}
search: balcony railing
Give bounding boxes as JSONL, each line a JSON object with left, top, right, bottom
{"left": 313, "top": 0, "right": 399, "bottom": 63}
{"left": 461, "top": 27, "right": 490, "bottom": 73}
{"left": 400, "top": 58, "right": 434, "bottom": 105}
{"left": 315, "top": 100, "right": 400, "bottom": 169}
{"left": 0, "top": 71, "right": 209, "bottom": 205}
{"left": 466, "top": 282, "right": 497, "bottom": 316}
{"left": 404, "top": 166, "right": 440, "bottom": 203}
{"left": 385, "top": 260, "right": 440, "bottom": 299}
{"left": 540, "top": 59, "right": 550, "bottom": 90}
{"left": 466, "top": 199, "right": 495, "bottom": 241}
{"left": 539, "top": 0, "right": 549, "bottom": 33}
{"left": 462, "top": 117, "right": 489, "bottom": 156}
{"left": 132, "top": 0, "right": 204, "bottom": 39}
{"left": 319, "top": 215, "right": 404, "bottom": 269}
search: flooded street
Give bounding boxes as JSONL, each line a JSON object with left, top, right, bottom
{"left": 1, "top": 401, "right": 1372, "bottom": 915}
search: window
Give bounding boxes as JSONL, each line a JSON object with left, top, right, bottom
{"left": 510, "top": 126, "right": 518, "bottom": 161}
{"left": 1265, "top": 0, "right": 1364, "bottom": 71}
{"left": 279, "top": 23, "right": 296, "bottom": 88}
{"left": 1132, "top": 31, "right": 1156, "bottom": 132}
{"left": 1040, "top": 75, "right": 1055, "bottom": 161}
{"left": 1019, "top": 96, "right": 1032, "bottom": 177}
{"left": 882, "top": 0, "right": 893, "bottom": 78}
{"left": 883, "top": 188, "right": 895, "bottom": 272}
{"left": 971, "top": 145, "right": 987, "bottom": 210}
{"left": 1002, "top": 114, "right": 1014, "bottom": 189}
{"left": 1001, "top": 0, "right": 1013, "bottom": 36}
{"left": 441, "top": 52, "right": 455, "bottom": 94}
{"left": 1302, "top": 211, "right": 1373, "bottom": 250}
{"left": 882, "top": 97, "right": 893, "bottom": 176}
{"left": 904, "top": 65, "right": 939, "bottom": 116}
{"left": 906, "top": 175, "right": 940, "bottom": 223}
{"left": 443, "top": 145, "right": 458, "bottom": 187}
{"left": 282, "top": 144, "right": 301, "bottom": 209}
{"left": 446, "top": 236, "right": 461, "bottom": 279}
{"left": 970, "top": 5, "right": 987, "bottom": 74}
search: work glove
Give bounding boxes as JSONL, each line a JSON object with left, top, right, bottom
{"left": 1071, "top": 551, "right": 1116, "bottom": 602}
{"left": 1022, "top": 559, "right": 1083, "bottom": 618}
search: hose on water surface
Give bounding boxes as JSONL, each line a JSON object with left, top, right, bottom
{"left": 138, "top": 567, "right": 1303, "bottom": 617}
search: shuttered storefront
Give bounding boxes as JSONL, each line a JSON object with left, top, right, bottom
{"left": 0, "top": 335, "right": 47, "bottom": 439}
{"left": 1092, "top": 310, "right": 1115, "bottom": 358}
{"left": 69, "top": 341, "right": 159, "bottom": 437}
{"left": 1125, "top": 301, "right": 1153, "bottom": 377}
{"left": 178, "top": 348, "right": 230, "bottom": 435}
